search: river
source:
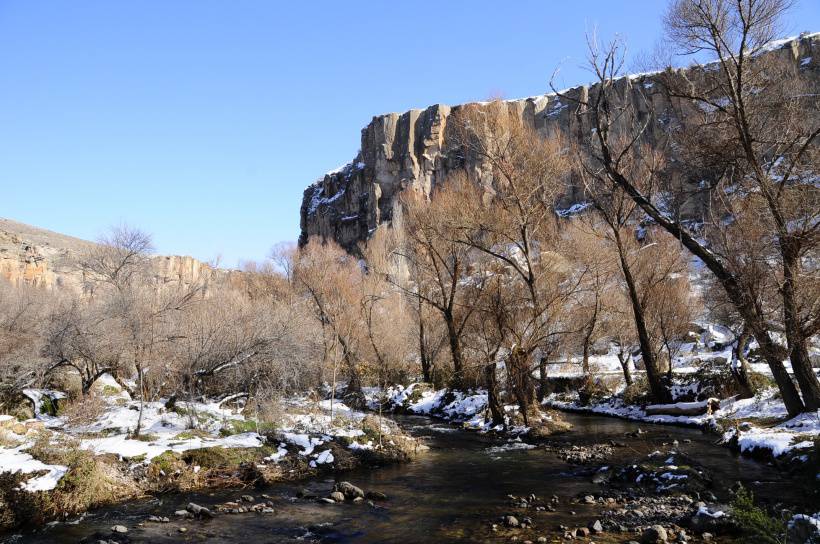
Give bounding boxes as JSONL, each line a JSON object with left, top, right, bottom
{"left": 8, "top": 412, "right": 817, "bottom": 543}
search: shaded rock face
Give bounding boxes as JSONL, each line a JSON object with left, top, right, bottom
{"left": 300, "top": 33, "right": 820, "bottom": 253}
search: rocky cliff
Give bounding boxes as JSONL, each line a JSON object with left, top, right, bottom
{"left": 0, "top": 218, "right": 246, "bottom": 294}
{"left": 300, "top": 33, "right": 820, "bottom": 252}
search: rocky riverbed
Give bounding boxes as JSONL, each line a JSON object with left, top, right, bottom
{"left": 4, "top": 413, "right": 818, "bottom": 543}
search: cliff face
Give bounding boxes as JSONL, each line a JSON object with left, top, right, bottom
{"left": 300, "top": 33, "right": 820, "bottom": 252}
{"left": 0, "top": 218, "right": 245, "bottom": 294}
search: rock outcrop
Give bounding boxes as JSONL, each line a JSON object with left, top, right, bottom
{"left": 300, "top": 33, "right": 820, "bottom": 253}
{"left": 0, "top": 217, "right": 245, "bottom": 294}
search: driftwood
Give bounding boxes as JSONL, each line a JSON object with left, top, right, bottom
{"left": 644, "top": 398, "right": 721, "bottom": 417}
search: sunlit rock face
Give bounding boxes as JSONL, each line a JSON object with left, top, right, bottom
{"left": 0, "top": 218, "right": 245, "bottom": 294}
{"left": 300, "top": 33, "right": 820, "bottom": 253}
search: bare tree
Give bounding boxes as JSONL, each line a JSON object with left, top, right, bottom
{"left": 77, "top": 224, "right": 154, "bottom": 295}
{"left": 0, "top": 280, "right": 48, "bottom": 391}
{"left": 555, "top": 5, "right": 818, "bottom": 413}
{"left": 293, "top": 239, "right": 367, "bottom": 408}
{"left": 395, "top": 187, "right": 482, "bottom": 389}
{"left": 661, "top": 0, "right": 820, "bottom": 409}
{"left": 446, "top": 102, "right": 580, "bottom": 423}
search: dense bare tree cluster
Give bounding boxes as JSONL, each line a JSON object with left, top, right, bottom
{"left": 556, "top": 0, "right": 819, "bottom": 415}
{"left": 0, "top": 227, "right": 331, "bottom": 429}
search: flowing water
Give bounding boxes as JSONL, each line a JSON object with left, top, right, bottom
{"left": 7, "top": 413, "right": 817, "bottom": 543}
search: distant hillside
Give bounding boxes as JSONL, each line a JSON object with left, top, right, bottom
{"left": 0, "top": 217, "right": 246, "bottom": 293}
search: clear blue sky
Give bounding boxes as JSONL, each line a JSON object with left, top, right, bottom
{"left": 2, "top": 1, "right": 818, "bottom": 267}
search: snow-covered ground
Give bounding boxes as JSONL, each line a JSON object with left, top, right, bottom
{"left": 0, "top": 376, "right": 396, "bottom": 493}
{"left": 371, "top": 383, "right": 551, "bottom": 437}
{"left": 539, "top": 320, "right": 820, "bottom": 463}
{"left": 545, "top": 389, "right": 819, "bottom": 462}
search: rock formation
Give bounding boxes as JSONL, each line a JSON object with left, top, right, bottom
{"left": 300, "top": 33, "right": 820, "bottom": 253}
{"left": 0, "top": 217, "right": 245, "bottom": 294}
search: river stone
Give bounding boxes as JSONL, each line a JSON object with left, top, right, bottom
{"left": 111, "top": 525, "right": 128, "bottom": 534}
{"left": 366, "top": 491, "right": 387, "bottom": 501}
{"left": 504, "top": 515, "right": 520, "bottom": 528}
{"left": 318, "top": 498, "right": 336, "bottom": 504}
{"left": 241, "top": 494, "right": 255, "bottom": 503}
{"left": 577, "top": 527, "right": 590, "bottom": 537}
{"left": 590, "top": 520, "right": 603, "bottom": 533}
{"left": 642, "top": 525, "right": 668, "bottom": 543}
{"left": 329, "top": 491, "right": 346, "bottom": 502}
{"left": 187, "top": 502, "right": 214, "bottom": 518}
{"left": 334, "top": 481, "right": 365, "bottom": 499}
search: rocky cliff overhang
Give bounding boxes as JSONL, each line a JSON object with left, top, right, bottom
{"left": 299, "top": 33, "right": 820, "bottom": 253}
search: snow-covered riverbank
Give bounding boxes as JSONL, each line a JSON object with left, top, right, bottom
{"left": 369, "top": 380, "right": 818, "bottom": 466}
{"left": 0, "top": 376, "right": 418, "bottom": 531}
{"left": 545, "top": 389, "right": 819, "bottom": 463}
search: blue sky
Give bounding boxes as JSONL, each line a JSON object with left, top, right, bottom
{"left": 2, "top": 1, "right": 818, "bottom": 267}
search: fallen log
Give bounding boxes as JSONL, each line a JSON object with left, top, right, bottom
{"left": 644, "top": 398, "right": 721, "bottom": 417}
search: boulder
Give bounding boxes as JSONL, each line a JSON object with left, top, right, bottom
{"left": 333, "top": 481, "right": 365, "bottom": 500}
{"left": 329, "top": 491, "right": 346, "bottom": 502}
{"left": 186, "top": 502, "right": 214, "bottom": 518}
{"left": 366, "top": 491, "right": 388, "bottom": 501}
{"left": 642, "top": 525, "right": 668, "bottom": 544}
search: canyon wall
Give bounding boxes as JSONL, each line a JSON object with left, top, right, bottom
{"left": 300, "top": 33, "right": 820, "bottom": 253}
{"left": 0, "top": 218, "right": 246, "bottom": 294}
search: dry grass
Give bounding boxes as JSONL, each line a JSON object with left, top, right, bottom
{"left": 57, "top": 393, "right": 107, "bottom": 427}
{"left": 0, "top": 433, "right": 142, "bottom": 530}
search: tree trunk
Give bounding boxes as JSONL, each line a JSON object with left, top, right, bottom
{"left": 615, "top": 235, "right": 671, "bottom": 404}
{"left": 134, "top": 365, "right": 145, "bottom": 437}
{"left": 596, "top": 147, "right": 805, "bottom": 415}
{"left": 750, "top": 323, "right": 805, "bottom": 415}
{"left": 789, "top": 339, "right": 820, "bottom": 410}
{"left": 582, "top": 306, "right": 597, "bottom": 384}
{"left": 344, "top": 357, "right": 363, "bottom": 402}
{"left": 444, "top": 310, "right": 464, "bottom": 389}
{"left": 537, "top": 353, "right": 549, "bottom": 402}
{"left": 338, "top": 336, "right": 364, "bottom": 408}
{"left": 730, "top": 326, "right": 756, "bottom": 399}
{"left": 508, "top": 347, "right": 537, "bottom": 426}
{"left": 484, "top": 362, "right": 505, "bottom": 427}
{"left": 781, "top": 246, "right": 820, "bottom": 410}
{"left": 617, "top": 350, "right": 633, "bottom": 386}
{"left": 419, "top": 311, "right": 432, "bottom": 383}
